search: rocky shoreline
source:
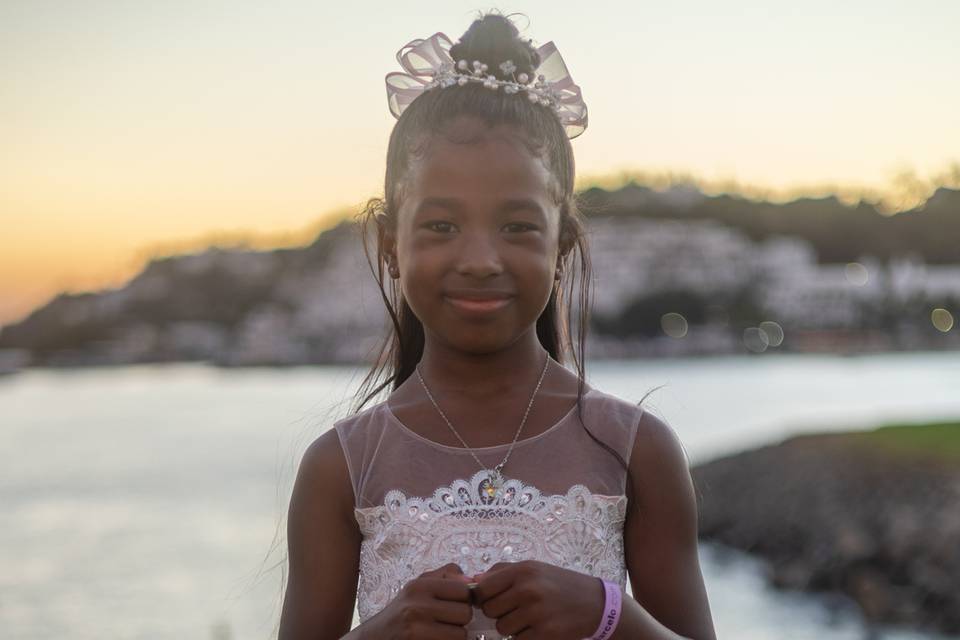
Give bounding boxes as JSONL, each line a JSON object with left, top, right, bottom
{"left": 692, "top": 423, "right": 960, "bottom": 635}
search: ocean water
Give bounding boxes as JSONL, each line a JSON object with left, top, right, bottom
{"left": 1, "top": 352, "right": 958, "bottom": 639}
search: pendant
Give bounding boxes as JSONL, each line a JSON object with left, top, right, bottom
{"left": 485, "top": 468, "right": 504, "bottom": 498}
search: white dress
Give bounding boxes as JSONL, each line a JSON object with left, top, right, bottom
{"left": 334, "top": 384, "right": 643, "bottom": 639}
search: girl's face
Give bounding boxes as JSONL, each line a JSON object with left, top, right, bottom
{"left": 386, "top": 121, "right": 563, "bottom": 355}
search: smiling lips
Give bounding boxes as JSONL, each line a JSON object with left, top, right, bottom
{"left": 444, "top": 290, "right": 513, "bottom": 314}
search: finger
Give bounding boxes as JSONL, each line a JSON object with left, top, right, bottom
{"left": 472, "top": 564, "right": 518, "bottom": 603}
{"left": 495, "top": 604, "right": 535, "bottom": 637}
{"left": 472, "top": 560, "right": 520, "bottom": 582}
{"left": 429, "top": 598, "right": 475, "bottom": 627}
{"left": 419, "top": 561, "right": 462, "bottom": 579}
{"left": 439, "top": 563, "right": 472, "bottom": 582}
{"left": 480, "top": 588, "right": 521, "bottom": 620}
{"left": 420, "top": 576, "right": 472, "bottom": 603}
{"left": 479, "top": 561, "right": 513, "bottom": 575}
{"left": 439, "top": 562, "right": 464, "bottom": 577}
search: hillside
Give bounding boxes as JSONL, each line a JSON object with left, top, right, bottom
{"left": 577, "top": 185, "right": 960, "bottom": 264}
{"left": 1, "top": 185, "right": 957, "bottom": 368}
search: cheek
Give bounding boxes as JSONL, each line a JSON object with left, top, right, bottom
{"left": 398, "top": 237, "right": 442, "bottom": 278}
{"left": 513, "top": 249, "right": 558, "bottom": 305}
{"left": 395, "top": 240, "right": 445, "bottom": 308}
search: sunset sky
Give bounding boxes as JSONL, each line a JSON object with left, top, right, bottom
{"left": 2, "top": 0, "right": 958, "bottom": 326}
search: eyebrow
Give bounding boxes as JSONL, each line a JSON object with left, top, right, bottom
{"left": 414, "top": 196, "right": 546, "bottom": 218}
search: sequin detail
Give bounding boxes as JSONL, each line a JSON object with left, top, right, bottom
{"left": 353, "top": 470, "right": 628, "bottom": 634}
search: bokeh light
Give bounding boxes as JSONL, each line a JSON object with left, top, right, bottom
{"left": 661, "top": 312, "right": 689, "bottom": 338}
{"left": 758, "top": 321, "right": 785, "bottom": 347}
{"left": 743, "top": 327, "right": 770, "bottom": 353}
{"left": 931, "top": 308, "right": 955, "bottom": 332}
{"left": 844, "top": 262, "right": 869, "bottom": 286}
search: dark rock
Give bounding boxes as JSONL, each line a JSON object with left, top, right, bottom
{"left": 693, "top": 430, "right": 960, "bottom": 634}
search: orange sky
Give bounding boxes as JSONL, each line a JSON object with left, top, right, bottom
{"left": 2, "top": 1, "right": 959, "bottom": 327}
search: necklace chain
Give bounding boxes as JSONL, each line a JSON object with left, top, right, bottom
{"left": 415, "top": 353, "right": 550, "bottom": 495}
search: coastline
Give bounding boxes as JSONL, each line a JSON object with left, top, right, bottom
{"left": 692, "top": 422, "right": 960, "bottom": 635}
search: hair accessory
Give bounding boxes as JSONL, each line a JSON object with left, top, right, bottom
{"left": 386, "top": 32, "right": 588, "bottom": 139}
{"left": 589, "top": 578, "right": 623, "bottom": 640}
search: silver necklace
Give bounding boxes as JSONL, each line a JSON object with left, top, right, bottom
{"left": 415, "top": 353, "right": 550, "bottom": 499}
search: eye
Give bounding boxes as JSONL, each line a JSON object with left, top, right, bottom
{"left": 502, "top": 222, "right": 538, "bottom": 233}
{"left": 423, "top": 220, "right": 457, "bottom": 233}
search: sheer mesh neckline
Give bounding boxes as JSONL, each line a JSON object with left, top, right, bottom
{"left": 383, "top": 386, "right": 596, "bottom": 453}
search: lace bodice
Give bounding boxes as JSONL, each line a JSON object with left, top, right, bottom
{"left": 335, "top": 385, "right": 643, "bottom": 639}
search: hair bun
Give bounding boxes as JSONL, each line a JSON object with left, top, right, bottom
{"left": 448, "top": 13, "right": 540, "bottom": 81}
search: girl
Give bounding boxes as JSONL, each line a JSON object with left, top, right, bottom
{"left": 279, "top": 12, "right": 716, "bottom": 640}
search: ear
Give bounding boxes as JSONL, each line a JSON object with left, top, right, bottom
{"left": 378, "top": 221, "right": 399, "bottom": 276}
{"left": 557, "top": 222, "right": 575, "bottom": 260}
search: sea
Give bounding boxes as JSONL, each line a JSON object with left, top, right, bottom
{"left": 2, "top": 351, "right": 959, "bottom": 640}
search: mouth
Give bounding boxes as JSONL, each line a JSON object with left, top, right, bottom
{"left": 444, "top": 296, "right": 510, "bottom": 313}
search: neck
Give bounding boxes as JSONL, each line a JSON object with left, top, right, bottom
{"left": 417, "top": 329, "right": 550, "bottom": 402}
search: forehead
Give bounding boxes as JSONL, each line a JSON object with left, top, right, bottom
{"left": 403, "top": 125, "right": 556, "bottom": 205}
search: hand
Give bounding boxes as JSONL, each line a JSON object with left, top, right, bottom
{"left": 367, "top": 562, "right": 474, "bottom": 639}
{"left": 471, "top": 560, "right": 605, "bottom": 639}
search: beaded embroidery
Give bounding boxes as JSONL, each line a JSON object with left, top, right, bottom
{"left": 353, "top": 470, "right": 628, "bottom": 632}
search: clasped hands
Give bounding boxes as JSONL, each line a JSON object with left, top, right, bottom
{"left": 438, "top": 559, "right": 605, "bottom": 639}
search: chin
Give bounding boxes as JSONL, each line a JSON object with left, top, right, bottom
{"left": 439, "top": 328, "right": 521, "bottom": 355}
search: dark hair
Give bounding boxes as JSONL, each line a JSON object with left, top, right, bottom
{"left": 353, "top": 11, "right": 634, "bottom": 500}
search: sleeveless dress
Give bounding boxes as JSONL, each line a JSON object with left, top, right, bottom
{"left": 334, "top": 383, "right": 643, "bottom": 639}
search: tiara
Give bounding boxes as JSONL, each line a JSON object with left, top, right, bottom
{"left": 385, "top": 32, "right": 588, "bottom": 139}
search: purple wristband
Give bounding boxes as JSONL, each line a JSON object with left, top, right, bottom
{"left": 588, "top": 578, "right": 622, "bottom": 640}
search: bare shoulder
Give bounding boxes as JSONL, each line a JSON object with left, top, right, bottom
{"left": 298, "top": 403, "right": 381, "bottom": 504}
{"left": 628, "top": 410, "right": 691, "bottom": 483}
{"left": 278, "top": 426, "right": 360, "bottom": 639}
{"left": 303, "top": 426, "right": 350, "bottom": 480}
{"left": 622, "top": 411, "right": 717, "bottom": 638}
{"left": 580, "top": 386, "right": 689, "bottom": 481}
{"left": 623, "top": 407, "right": 700, "bottom": 549}
{"left": 292, "top": 426, "right": 357, "bottom": 533}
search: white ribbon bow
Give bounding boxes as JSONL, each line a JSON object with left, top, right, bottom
{"left": 385, "top": 32, "right": 588, "bottom": 139}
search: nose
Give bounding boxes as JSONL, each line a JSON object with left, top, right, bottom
{"left": 455, "top": 230, "right": 503, "bottom": 279}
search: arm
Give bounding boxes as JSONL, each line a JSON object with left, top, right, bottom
{"left": 278, "top": 428, "right": 362, "bottom": 640}
{"left": 470, "top": 412, "right": 717, "bottom": 640}
{"left": 612, "top": 411, "right": 717, "bottom": 640}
